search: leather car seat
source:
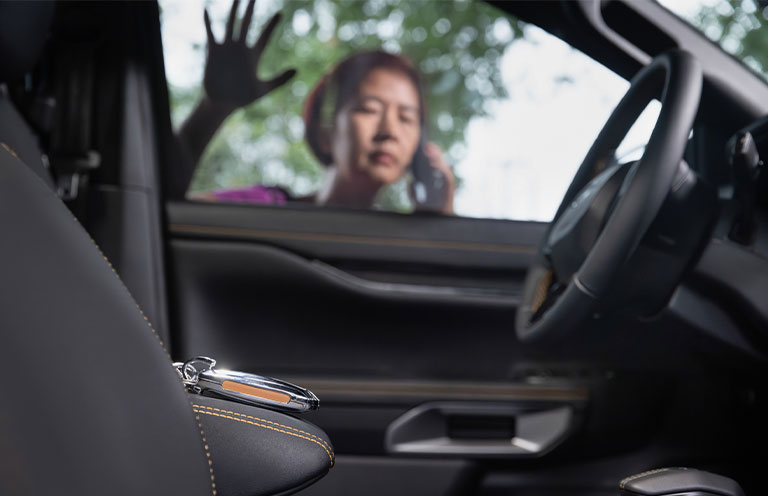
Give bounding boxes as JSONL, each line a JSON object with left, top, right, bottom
{"left": 0, "top": 2, "right": 332, "bottom": 495}
{"left": 0, "top": 147, "right": 217, "bottom": 494}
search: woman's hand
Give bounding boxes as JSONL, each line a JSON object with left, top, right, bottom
{"left": 202, "top": 0, "right": 296, "bottom": 111}
{"left": 418, "top": 142, "right": 456, "bottom": 215}
{"left": 174, "top": 0, "right": 296, "bottom": 194}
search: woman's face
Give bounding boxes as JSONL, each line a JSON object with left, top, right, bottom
{"left": 329, "top": 67, "right": 421, "bottom": 187}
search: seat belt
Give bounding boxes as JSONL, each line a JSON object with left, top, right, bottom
{"left": 48, "top": 38, "right": 101, "bottom": 214}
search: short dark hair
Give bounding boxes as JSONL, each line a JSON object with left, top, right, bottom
{"left": 303, "top": 50, "right": 426, "bottom": 166}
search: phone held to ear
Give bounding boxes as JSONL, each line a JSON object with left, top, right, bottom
{"left": 411, "top": 136, "right": 448, "bottom": 212}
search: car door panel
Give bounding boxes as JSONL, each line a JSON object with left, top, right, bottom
{"left": 167, "top": 202, "right": 544, "bottom": 379}
{"left": 167, "top": 202, "right": 544, "bottom": 269}
{"left": 165, "top": 202, "right": 597, "bottom": 470}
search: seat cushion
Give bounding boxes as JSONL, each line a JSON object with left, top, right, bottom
{"left": 192, "top": 395, "right": 334, "bottom": 496}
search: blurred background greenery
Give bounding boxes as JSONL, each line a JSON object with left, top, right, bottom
{"left": 163, "top": 0, "right": 524, "bottom": 211}
{"left": 664, "top": 0, "right": 768, "bottom": 78}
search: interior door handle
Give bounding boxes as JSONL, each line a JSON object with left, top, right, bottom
{"left": 385, "top": 402, "right": 574, "bottom": 458}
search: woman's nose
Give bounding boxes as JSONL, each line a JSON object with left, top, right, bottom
{"left": 374, "top": 107, "right": 400, "bottom": 141}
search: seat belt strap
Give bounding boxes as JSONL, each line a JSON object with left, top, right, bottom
{"left": 50, "top": 39, "right": 101, "bottom": 203}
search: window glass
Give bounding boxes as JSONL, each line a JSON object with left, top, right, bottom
{"left": 658, "top": 0, "right": 768, "bottom": 80}
{"left": 159, "top": 0, "right": 659, "bottom": 221}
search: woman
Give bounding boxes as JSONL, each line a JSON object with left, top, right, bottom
{"left": 178, "top": 0, "right": 454, "bottom": 214}
{"left": 303, "top": 50, "right": 454, "bottom": 213}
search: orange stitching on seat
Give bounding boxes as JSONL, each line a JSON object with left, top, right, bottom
{"left": 193, "top": 408, "right": 335, "bottom": 466}
{"left": 64, "top": 209, "right": 171, "bottom": 359}
{"left": 191, "top": 404, "right": 332, "bottom": 452}
{"left": 619, "top": 468, "right": 671, "bottom": 490}
{"left": 86, "top": 240, "right": 170, "bottom": 358}
{"left": 0, "top": 142, "right": 19, "bottom": 158}
{"left": 194, "top": 412, "right": 218, "bottom": 496}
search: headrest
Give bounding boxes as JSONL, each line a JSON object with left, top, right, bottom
{"left": 0, "top": 1, "right": 55, "bottom": 83}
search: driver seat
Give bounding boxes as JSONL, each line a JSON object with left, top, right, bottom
{"left": 0, "top": 146, "right": 216, "bottom": 494}
{"left": 0, "top": 2, "right": 332, "bottom": 495}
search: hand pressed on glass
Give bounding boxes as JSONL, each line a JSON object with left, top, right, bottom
{"left": 202, "top": 0, "right": 296, "bottom": 111}
{"left": 177, "top": 0, "right": 296, "bottom": 175}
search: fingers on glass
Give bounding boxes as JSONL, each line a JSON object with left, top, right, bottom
{"left": 264, "top": 68, "right": 297, "bottom": 91}
{"left": 225, "top": 0, "right": 240, "bottom": 41}
{"left": 239, "top": 0, "right": 256, "bottom": 43}
{"left": 252, "top": 12, "right": 281, "bottom": 56}
{"left": 203, "top": 9, "right": 216, "bottom": 45}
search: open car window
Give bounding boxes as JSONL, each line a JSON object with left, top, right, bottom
{"left": 159, "top": 0, "right": 659, "bottom": 221}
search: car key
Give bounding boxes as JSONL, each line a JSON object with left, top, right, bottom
{"left": 174, "top": 356, "right": 319, "bottom": 413}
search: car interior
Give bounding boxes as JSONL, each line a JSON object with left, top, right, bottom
{"left": 1, "top": 1, "right": 767, "bottom": 495}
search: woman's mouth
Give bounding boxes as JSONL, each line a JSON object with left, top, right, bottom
{"left": 369, "top": 151, "right": 396, "bottom": 166}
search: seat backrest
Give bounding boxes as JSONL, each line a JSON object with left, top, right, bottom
{"left": 0, "top": 5, "right": 213, "bottom": 493}
{"left": 0, "top": 2, "right": 214, "bottom": 488}
{"left": 0, "top": 140, "right": 213, "bottom": 495}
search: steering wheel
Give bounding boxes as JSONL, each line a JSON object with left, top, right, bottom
{"left": 515, "top": 50, "right": 702, "bottom": 343}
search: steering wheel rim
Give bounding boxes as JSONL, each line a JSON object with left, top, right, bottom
{"left": 515, "top": 49, "right": 702, "bottom": 343}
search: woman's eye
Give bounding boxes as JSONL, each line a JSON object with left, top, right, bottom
{"left": 400, "top": 114, "right": 417, "bottom": 125}
{"left": 356, "top": 105, "right": 379, "bottom": 114}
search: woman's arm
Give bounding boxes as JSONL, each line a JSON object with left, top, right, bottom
{"left": 176, "top": 0, "right": 296, "bottom": 191}
{"left": 176, "top": 97, "right": 236, "bottom": 189}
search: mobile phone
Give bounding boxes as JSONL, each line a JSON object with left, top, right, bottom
{"left": 410, "top": 135, "right": 447, "bottom": 212}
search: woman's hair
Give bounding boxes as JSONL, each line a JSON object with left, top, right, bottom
{"left": 303, "top": 50, "right": 426, "bottom": 166}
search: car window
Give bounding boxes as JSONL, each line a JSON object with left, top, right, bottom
{"left": 658, "top": 0, "right": 768, "bottom": 80}
{"left": 159, "top": 0, "right": 659, "bottom": 221}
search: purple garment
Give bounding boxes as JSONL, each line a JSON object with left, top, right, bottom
{"left": 210, "top": 185, "right": 289, "bottom": 205}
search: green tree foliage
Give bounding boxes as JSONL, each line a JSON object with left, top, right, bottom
{"left": 167, "top": 0, "right": 524, "bottom": 211}
{"left": 682, "top": 0, "right": 768, "bottom": 77}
